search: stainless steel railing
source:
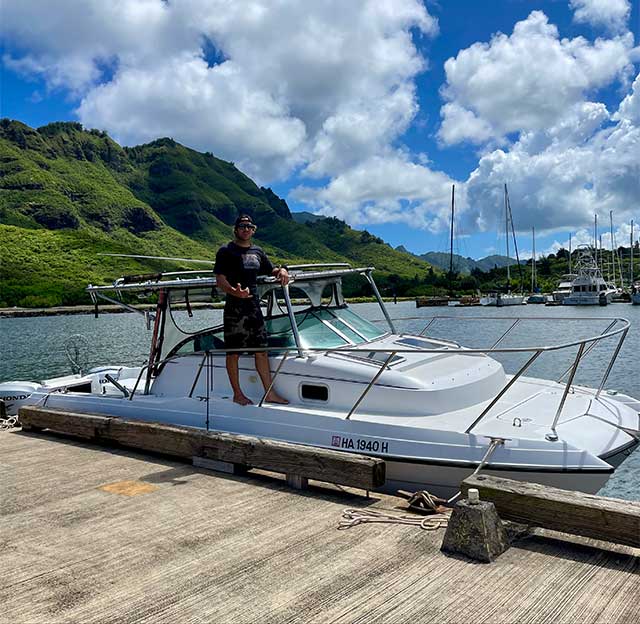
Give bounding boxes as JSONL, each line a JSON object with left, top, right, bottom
{"left": 124, "top": 315, "right": 630, "bottom": 440}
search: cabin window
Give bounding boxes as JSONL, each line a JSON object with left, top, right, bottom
{"left": 300, "top": 383, "right": 329, "bottom": 402}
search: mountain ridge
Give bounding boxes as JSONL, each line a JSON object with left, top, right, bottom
{"left": 0, "top": 119, "right": 433, "bottom": 306}
{"left": 396, "top": 246, "right": 522, "bottom": 274}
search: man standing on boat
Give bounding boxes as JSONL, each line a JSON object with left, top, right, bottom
{"left": 214, "top": 215, "right": 290, "bottom": 406}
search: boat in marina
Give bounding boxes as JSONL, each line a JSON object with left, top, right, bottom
{"left": 1, "top": 263, "right": 638, "bottom": 498}
{"left": 480, "top": 185, "right": 525, "bottom": 307}
{"left": 551, "top": 273, "right": 578, "bottom": 303}
{"left": 562, "top": 246, "right": 617, "bottom": 306}
{"left": 479, "top": 292, "right": 525, "bottom": 306}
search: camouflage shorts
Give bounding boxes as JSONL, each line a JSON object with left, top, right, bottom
{"left": 223, "top": 298, "right": 268, "bottom": 350}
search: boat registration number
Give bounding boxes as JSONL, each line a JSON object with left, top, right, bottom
{"left": 331, "top": 435, "right": 389, "bottom": 453}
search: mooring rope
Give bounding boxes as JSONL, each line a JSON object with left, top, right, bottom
{"left": 339, "top": 507, "right": 450, "bottom": 531}
{"left": 0, "top": 413, "right": 19, "bottom": 430}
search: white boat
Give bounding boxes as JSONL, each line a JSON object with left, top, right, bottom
{"left": 632, "top": 283, "right": 640, "bottom": 305}
{"left": 1, "top": 264, "right": 638, "bottom": 498}
{"left": 552, "top": 273, "right": 578, "bottom": 303}
{"left": 563, "top": 247, "right": 617, "bottom": 306}
{"left": 480, "top": 293, "right": 525, "bottom": 306}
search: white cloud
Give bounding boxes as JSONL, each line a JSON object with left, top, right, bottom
{"left": 438, "top": 11, "right": 636, "bottom": 145}
{"left": 2, "top": 0, "right": 437, "bottom": 182}
{"left": 463, "top": 77, "right": 640, "bottom": 237}
{"left": 292, "top": 152, "right": 457, "bottom": 230}
{"left": 570, "top": 0, "right": 631, "bottom": 33}
{"left": 614, "top": 73, "right": 640, "bottom": 123}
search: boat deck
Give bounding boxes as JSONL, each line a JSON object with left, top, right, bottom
{"left": 1, "top": 429, "right": 639, "bottom": 624}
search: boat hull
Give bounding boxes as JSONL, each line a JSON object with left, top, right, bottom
{"left": 25, "top": 385, "right": 635, "bottom": 498}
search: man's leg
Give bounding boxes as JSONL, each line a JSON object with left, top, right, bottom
{"left": 226, "top": 353, "right": 252, "bottom": 405}
{"left": 255, "top": 352, "right": 289, "bottom": 404}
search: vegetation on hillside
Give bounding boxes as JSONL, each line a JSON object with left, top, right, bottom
{"left": 0, "top": 119, "right": 434, "bottom": 307}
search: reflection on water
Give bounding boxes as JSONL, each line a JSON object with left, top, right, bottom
{"left": 1, "top": 301, "right": 639, "bottom": 499}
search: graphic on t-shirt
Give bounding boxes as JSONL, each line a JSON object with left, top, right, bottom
{"left": 243, "top": 253, "right": 260, "bottom": 270}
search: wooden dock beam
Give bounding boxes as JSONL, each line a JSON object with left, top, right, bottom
{"left": 18, "top": 406, "right": 385, "bottom": 491}
{"left": 462, "top": 474, "right": 640, "bottom": 548}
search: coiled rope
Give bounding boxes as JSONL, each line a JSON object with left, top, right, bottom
{"left": 0, "top": 413, "right": 19, "bottom": 430}
{"left": 339, "top": 507, "right": 450, "bottom": 531}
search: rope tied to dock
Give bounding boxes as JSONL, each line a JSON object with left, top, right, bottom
{"left": 338, "top": 507, "right": 450, "bottom": 531}
{"left": 0, "top": 413, "right": 19, "bottom": 430}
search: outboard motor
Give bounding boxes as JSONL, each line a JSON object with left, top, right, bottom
{"left": 0, "top": 381, "right": 43, "bottom": 416}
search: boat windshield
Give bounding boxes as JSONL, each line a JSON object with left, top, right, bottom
{"left": 171, "top": 306, "right": 385, "bottom": 356}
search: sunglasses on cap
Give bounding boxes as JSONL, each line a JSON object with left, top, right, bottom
{"left": 236, "top": 223, "right": 256, "bottom": 231}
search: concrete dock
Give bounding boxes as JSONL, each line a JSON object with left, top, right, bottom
{"left": 1, "top": 429, "right": 639, "bottom": 624}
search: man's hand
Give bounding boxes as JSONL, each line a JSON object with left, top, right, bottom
{"left": 230, "top": 283, "right": 251, "bottom": 298}
{"left": 275, "top": 267, "right": 290, "bottom": 286}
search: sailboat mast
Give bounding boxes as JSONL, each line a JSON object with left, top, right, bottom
{"left": 531, "top": 227, "right": 536, "bottom": 292}
{"left": 449, "top": 184, "right": 455, "bottom": 296}
{"left": 569, "top": 233, "right": 572, "bottom": 274}
{"left": 599, "top": 235, "right": 603, "bottom": 273}
{"left": 631, "top": 220, "right": 635, "bottom": 287}
{"left": 609, "top": 210, "right": 615, "bottom": 285}
{"left": 504, "top": 184, "right": 510, "bottom": 287}
{"left": 594, "top": 214, "right": 598, "bottom": 269}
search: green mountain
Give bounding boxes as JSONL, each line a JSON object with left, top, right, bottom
{"left": 397, "top": 248, "right": 521, "bottom": 274}
{"left": 0, "top": 119, "right": 433, "bottom": 307}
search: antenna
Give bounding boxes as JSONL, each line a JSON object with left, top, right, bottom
{"left": 99, "top": 253, "right": 214, "bottom": 266}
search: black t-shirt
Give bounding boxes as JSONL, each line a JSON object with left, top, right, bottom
{"left": 214, "top": 242, "right": 274, "bottom": 299}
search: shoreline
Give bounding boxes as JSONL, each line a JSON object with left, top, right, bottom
{"left": 0, "top": 297, "right": 415, "bottom": 318}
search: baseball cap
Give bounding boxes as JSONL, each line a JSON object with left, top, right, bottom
{"left": 234, "top": 214, "right": 255, "bottom": 227}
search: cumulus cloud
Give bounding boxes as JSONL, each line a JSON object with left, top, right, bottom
{"left": 463, "top": 77, "right": 640, "bottom": 236}
{"left": 614, "top": 73, "right": 640, "bottom": 123}
{"left": 438, "top": 10, "right": 636, "bottom": 146}
{"left": 2, "top": 0, "right": 437, "bottom": 181}
{"left": 292, "top": 152, "right": 459, "bottom": 230}
{"left": 570, "top": 0, "right": 631, "bottom": 33}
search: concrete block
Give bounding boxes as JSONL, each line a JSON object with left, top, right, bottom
{"left": 441, "top": 499, "right": 509, "bottom": 562}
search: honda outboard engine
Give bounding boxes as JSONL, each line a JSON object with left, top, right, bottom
{"left": 0, "top": 381, "right": 43, "bottom": 416}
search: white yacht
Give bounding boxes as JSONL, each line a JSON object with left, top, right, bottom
{"left": 1, "top": 264, "right": 638, "bottom": 498}
{"left": 562, "top": 247, "right": 617, "bottom": 306}
{"left": 552, "top": 274, "right": 578, "bottom": 303}
{"left": 631, "top": 283, "right": 640, "bottom": 305}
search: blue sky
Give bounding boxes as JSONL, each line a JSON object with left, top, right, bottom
{"left": 2, "top": 0, "right": 639, "bottom": 259}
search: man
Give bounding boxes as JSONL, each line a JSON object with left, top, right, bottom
{"left": 214, "top": 215, "right": 290, "bottom": 405}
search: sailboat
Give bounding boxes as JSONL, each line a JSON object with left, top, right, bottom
{"left": 480, "top": 184, "right": 525, "bottom": 306}
{"left": 527, "top": 227, "right": 547, "bottom": 304}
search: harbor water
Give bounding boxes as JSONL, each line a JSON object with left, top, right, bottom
{"left": 1, "top": 301, "right": 639, "bottom": 500}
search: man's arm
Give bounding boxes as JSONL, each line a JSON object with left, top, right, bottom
{"left": 272, "top": 266, "right": 290, "bottom": 286}
{"left": 216, "top": 273, "right": 251, "bottom": 298}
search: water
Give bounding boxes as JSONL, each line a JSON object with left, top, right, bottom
{"left": 1, "top": 301, "right": 639, "bottom": 499}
